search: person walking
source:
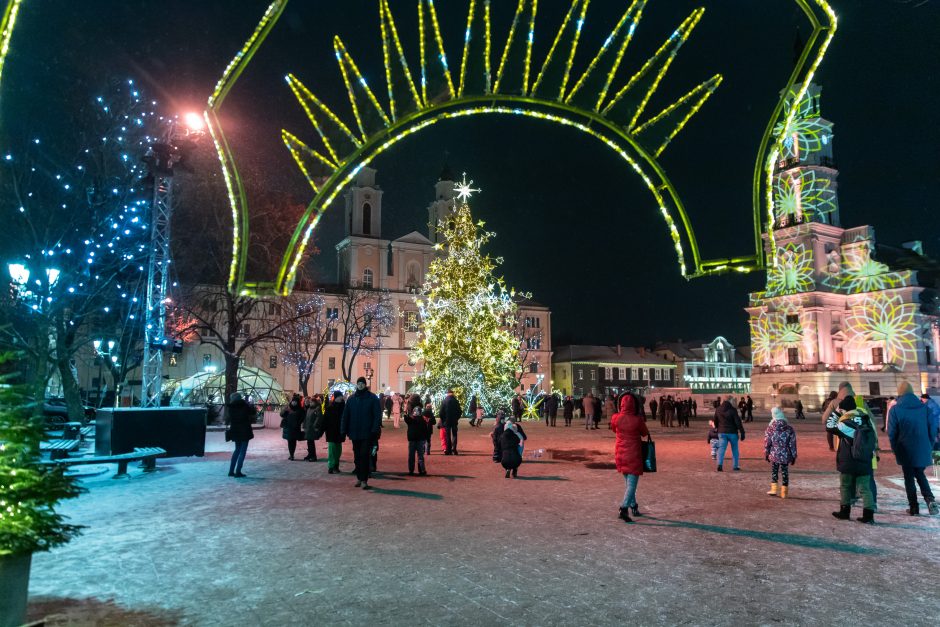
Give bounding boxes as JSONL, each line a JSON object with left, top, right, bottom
{"left": 404, "top": 406, "right": 430, "bottom": 475}
{"left": 649, "top": 398, "right": 658, "bottom": 424}
{"left": 888, "top": 382, "right": 939, "bottom": 516}
{"left": 563, "top": 396, "right": 574, "bottom": 427}
{"left": 691, "top": 398, "right": 697, "bottom": 418}
{"left": 611, "top": 393, "right": 650, "bottom": 523}
{"left": 341, "top": 377, "right": 382, "bottom": 489}
{"left": 468, "top": 395, "right": 478, "bottom": 427}
{"left": 659, "top": 395, "right": 667, "bottom": 427}
{"left": 324, "top": 391, "right": 346, "bottom": 474}
{"left": 302, "top": 394, "right": 324, "bottom": 461}
{"left": 826, "top": 382, "right": 877, "bottom": 523}
{"left": 392, "top": 393, "right": 402, "bottom": 429}
{"left": 745, "top": 395, "right": 755, "bottom": 423}
{"left": 715, "top": 395, "right": 745, "bottom": 471}
{"left": 546, "top": 394, "right": 559, "bottom": 427}
{"left": 226, "top": 392, "right": 255, "bottom": 478}
{"left": 604, "top": 395, "right": 615, "bottom": 425}
{"left": 440, "top": 389, "right": 462, "bottom": 455}
{"left": 512, "top": 393, "right": 523, "bottom": 422}
{"left": 764, "top": 407, "right": 797, "bottom": 498}
{"left": 593, "top": 395, "right": 603, "bottom": 429}
{"left": 583, "top": 392, "right": 595, "bottom": 429}
{"left": 794, "top": 398, "right": 805, "bottom": 420}
{"left": 500, "top": 417, "right": 527, "bottom": 478}
{"left": 280, "top": 394, "right": 305, "bottom": 461}
{"left": 821, "top": 390, "right": 838, "bottom": 450}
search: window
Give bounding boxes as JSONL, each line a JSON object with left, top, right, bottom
{"left": 267, "top": 303, "right": 281, "bottom": 316}
{"left": 404, "top": 311, "right": 419, "bottom": 332}
{"left": 618, "top": 367, "right": 627, "bottom": 380}
{"left": 329, "top": 328, "right": 338, "bottom": 342}
{"left": 640, "top": 368, "right": 647, "bottom": 381}
{"left": 872, "top": 347, "right": 884, "bottom": 365}
{"left": 328, "top": 357, "right": 336, "bottom": 370}
{"left": 787, "top": 347, "right": 800, "bottom": 365}
{"left": 590, "top": 370, "right": 596, "bottom": 381}
{"left": 362, "top": 202, "right": 372, "bottom": 235}
{"left": 237, "top": 323, "right": 250, "bottom": 338}
{"left": 631, "top": 368, "right": 638, "bottom": 381}
{"left": 604, "top": 367, "right": 612, "bottom": 380}
{"left": 526, "top": 337, "right": 541, "bottom": 350}
{"left": 529, "top": 362, "right": 539, "bottom": 374}
{"left": 362, "top": 268, "right": 374, "bottom": 288}
{"left": 326, "top": 307, "right": 339, "bottom": 319}
{"left": 869, "top": 382, "right": 881, "bottom": 396}
{"left": 524, "top": 316, "right": 540, "bottom": 328}
{"left": 269, "top": 355, "right": 277, "bottom": 368}
{"left": 785, "top": 314, "right": 800, "bottom": 325}
{"left": 364, "top": 361, "right": 372, "bottom": 372}
{"left": 577, "top": 369, "right": 583, "bottom": 380}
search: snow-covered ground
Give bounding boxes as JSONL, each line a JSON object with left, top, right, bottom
{"left": 28, "top": 416, "right": 940, "bottom": 625}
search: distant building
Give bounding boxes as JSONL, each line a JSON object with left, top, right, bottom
{"left": 654, "top": 337, "right": 752, "bottom": 395}
{"left": 552, "top": 345, "right": 676, "bottom": 397}
{"left": 746, "top": 84, "right": 940, "bottom": 410}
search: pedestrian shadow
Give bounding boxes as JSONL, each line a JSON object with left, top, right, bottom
{"left": 865, "top": 521, "right": 940, "bottom": 533}
{"left": 513, "top": 475, "right": 569, "bottom": 481}
{"left": 639, "top": 516, "right": 886, "bottom": 555}
{"left": 369, "top": 487, "right": 444, "bottom": 500}
{"left": 380, "top": 471, "right": 475, "bottom": 481}
{"left": 28, "top": 596, "right": 184, "bottom": 626}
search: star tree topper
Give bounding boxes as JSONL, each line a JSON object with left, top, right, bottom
{"left": 454, "top": 172, "right": 481, "bottom": 203}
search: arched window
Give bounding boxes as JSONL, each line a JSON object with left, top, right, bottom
{"left": 362, "top": 202, "right": 372, "bottom": 235}
{"left": 362, "top": 268, "right": 373, "bottom": 288}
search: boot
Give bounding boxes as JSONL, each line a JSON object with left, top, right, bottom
{"left": 832, "top": 505, "right": 851, "bottom": 520}
{"left": 618, "top": 507, "right": 633, "bottom": 523}
{"left": 907, "top": 503, "right": 920, "bottom": 516}
{"left": 779, "top": 486, "right": 788, "bottom": 499}
{"left": 928, "top": 500, "right": 939, "bottom": 516}
{"left": 856, "top": 508, "right": 875, "bottom": 524}
{"left": 767, "top": 483, "right": 778, "bottom": 496}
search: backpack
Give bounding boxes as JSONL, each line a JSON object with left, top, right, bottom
{"left": 851, "top": 419, "right": 876, "bottom": 463}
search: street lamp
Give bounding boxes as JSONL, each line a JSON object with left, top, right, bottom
{"left": 92, "top": 339, "right": 116, "bottom": 408}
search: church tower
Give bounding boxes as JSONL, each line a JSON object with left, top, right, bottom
{"left": 343, "top": 166, "right": 383, "bottom": 238}
{"left": 427, "top": 165, "right": 457, "bottom": 244}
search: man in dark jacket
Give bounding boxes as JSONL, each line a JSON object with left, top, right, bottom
{"left": 888, "top": 382, "right": 939, "bottom": 516}
{"left": 714, "top": 396, "right": 745, "bottom": 471}
{"left": 545, "top": 394, "right": 559, "bottom": 427}
{"left": 440, "top": 389, "right": 462, "bottom": 455}
{"left": 341, "top": 377, "right": 382, "bottom": 489}
{"left": 324, "top": 391, "right": 346, "bottom": 474}
{"left": 745, "top": 395, "right": 755, "bottom": 422}
{"left": 226, "top": 393, "right": 256, "bottom": 478}
{"left": 826, "top": 383, "right": 876, "bottom": 523}
{"left": 404, "top": 406, "right": 431, "bottom": 475}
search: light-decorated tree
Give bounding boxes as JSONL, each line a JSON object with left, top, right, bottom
{"left": 411, "top": 181, "right": 521, "bottom": 411}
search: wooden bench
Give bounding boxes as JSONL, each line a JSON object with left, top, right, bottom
{"left": 40, "top": 439, "right": 81, "bottom": 460}
{"left": 42, "top": 447, "right": 167, "bottom": 478}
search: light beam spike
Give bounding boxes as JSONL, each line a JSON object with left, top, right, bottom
{"left": 602, "top": 7, "right": 704, "bottom": 129}
{"left": 633, "top": 73, "right": 722, "bottom": 157}
{"left": 286, "top": 74, "right": 362, "bottom": 162}
{"left": 423, "top": 0, "right": 457, "bottom": 101}
{"left": 334, "top": 36, "right": 392, "bottom": 140}
{"left": 282, "top": 130, "right": 339, "bottom": 194}
{"left": 530, "top": 0, "right": 590, "bottom": 101}
{"left": 493, "top": 0, "right": 530, "bottom": 94}
{"left": 564, "top": 0, "right": 647, "bottom": 107}
{"left": 380, "top": 0, "right": 424, "bottom": 118}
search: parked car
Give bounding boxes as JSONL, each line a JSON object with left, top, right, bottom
{"left": 42, "top": 398, "right": 96, "bottom": 425}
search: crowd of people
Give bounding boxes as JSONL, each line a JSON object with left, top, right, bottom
{"left": 224, "top": 379, "right": 940, "bottom": 525}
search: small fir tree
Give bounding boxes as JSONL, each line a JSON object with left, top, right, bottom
{"left": 0, "top": 353, "right": 84, "bottom": 556}
{"left": 411, "top": 199, "right": 520, "bottom": 411}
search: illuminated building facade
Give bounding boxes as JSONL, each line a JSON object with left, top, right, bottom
{"left": 552, "top": 346, "right": 676, "bottom": 398}
{"left": 747, "top": 84, "right": 940, "bottom": 409}
{"left": 654, "top": 337, "right": 752, "bottom": 395}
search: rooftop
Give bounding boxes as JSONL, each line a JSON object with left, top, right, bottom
{"left": 553, "top": 345, "right": 675, "bottom": 366}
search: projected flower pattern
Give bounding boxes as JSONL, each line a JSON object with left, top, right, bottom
{"left": 845, "top": 294, "right": 919, "bottom": 368}
{"left": 774, "top": 169, "right": 837, "bottom": 226}
{"left": 765, "top": 242, "right": 815, "bottom": 297}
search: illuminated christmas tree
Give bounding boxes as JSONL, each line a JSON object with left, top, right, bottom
{"left": 411, "top": 176, "right": 520, "bottom": 412}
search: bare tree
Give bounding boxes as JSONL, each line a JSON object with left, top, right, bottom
{"left": 338, "top": 288, "right": 395, "bottom": 381}
{"left": 512, "top": 314, "right": 544, "bottom": 391}
{"left": 273, "top": 292, "right": 336, "bottom": 396}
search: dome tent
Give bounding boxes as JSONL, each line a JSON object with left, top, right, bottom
{"left": 164, "top": 365, "right": 289, "bottom": 407}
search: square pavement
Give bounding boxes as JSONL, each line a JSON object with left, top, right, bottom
{"left": 28, "top": 415, "right": 940, "bottom": 626}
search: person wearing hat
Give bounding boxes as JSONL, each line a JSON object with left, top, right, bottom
{"left": 226, "top": 392, "right": 256, "bottom": 478}
{"left": 764, "top": 406, "right": 797, "bottom": 498}
{"left": 440, "top": 388, "right": 462, "bottom": 455}
{"left": 341, "top": 376, "right": 382, "bottom": 489}
{"left": 888, "top": 382, "right": 939, "bottom": 515}
{"left": 324, "top": 390, "right": 346, "bottom": 474}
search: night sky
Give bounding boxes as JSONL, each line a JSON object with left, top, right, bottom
{"left": 3, "top": 0, "right": 938, "bottom": 347}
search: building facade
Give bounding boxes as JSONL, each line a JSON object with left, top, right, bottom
{"left": 77, "top": 168, "right": 552, "bottom": 404}
{"left": 552, "top": 345, "right": 676, "bottom": 398}
{"left": 654, "top": 337, "right": 752, "bottom": 395}
{"left": 746, "top": 84, "right": 940, "bottom": 410}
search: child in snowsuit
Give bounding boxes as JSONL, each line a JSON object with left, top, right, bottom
{"left": 707, "top": 421, "right": 720, "bottom": 459}
{"left": 764, "top": 407, "right": 798, "bottom": 498}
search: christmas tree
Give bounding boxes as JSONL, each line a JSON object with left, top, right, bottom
{"left": 411, "top": 177, "right": 520, "bottom": 412}
{"left": 0, "top": 352, "right": 84, "bottom": 556}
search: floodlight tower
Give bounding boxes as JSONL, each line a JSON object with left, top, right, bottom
{"left": 140, "top": 113, "right": 204, "bottom": 407}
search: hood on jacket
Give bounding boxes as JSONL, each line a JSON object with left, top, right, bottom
{"left": 771, "top": 407, "right": 787, "bottom": 422}
{"left": 617, "top": 394, "right": 637, "bottom": 415}
{"left": 896, "top": 391, "right": 925, "bottom": 410}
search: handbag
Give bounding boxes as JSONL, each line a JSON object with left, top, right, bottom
{"left": 641, "top": 435, "right": 657, "bottom": 473}
{"left": 224, "top": 429, "right": 232, "bottom": 442}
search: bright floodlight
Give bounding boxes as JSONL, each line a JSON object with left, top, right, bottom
{"left": 183, "top": 112, "right": 205, "bottom": 132}
{"left": 8, "top": 263, "right": 28, "bottom": 285}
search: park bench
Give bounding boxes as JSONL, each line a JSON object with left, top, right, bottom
{"left": 42, "top": 446, "right": 166, "bottom": 478}
{"left": 39, "top": 439, "right": 81, "bottom": 460}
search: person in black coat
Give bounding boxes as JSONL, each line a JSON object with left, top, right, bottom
{"left": 226, "top": 392, "right": 255, "bottom": 478}
{"left": 341, "top": 377, "right": 382, "bottom": 488}
{"left": 405, "top": 406, "right": 431, "bottom": 475}
{"left": 280, "top": 394, "right": 305, "bottom": 461}
{"left": 825, "top": 387, "right": 876, "bottom": 523}
{"left": 440, "top": 389, "right": 462, "bottom": 455}
{"left": 324, "top": 391, "right": 346, "bottom": 474}
{"left": 500, "top": 418, "right": 527, "bottom": 478}
{"left": 545, "top": 394, "right": 559, "bottom": 427}
{"left": 562, "top": 396, "right": 574, "bottom": 427}
{"left": 491, "top": 410, "right": 507, "bottom": 462}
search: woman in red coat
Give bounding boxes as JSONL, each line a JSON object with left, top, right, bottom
{"left": 611, "top": 393, "right": 650, "bottom": 523}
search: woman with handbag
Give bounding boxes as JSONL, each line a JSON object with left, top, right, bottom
{"left": 280, "top": 394, "right": 305, "bottom": 461}
{"left": 611, "top": 393, "right": 650, "bottom": 523}
{"left": 302, "top": 394, "right": 324, "bottom": 462}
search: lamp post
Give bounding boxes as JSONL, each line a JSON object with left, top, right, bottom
{"left": 92, "top": 339, "right": 116, "bottom": 408}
